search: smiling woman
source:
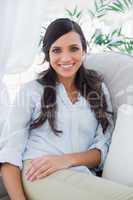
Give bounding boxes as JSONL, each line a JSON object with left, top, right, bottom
{"left": 0, "top": 18, "right": 122, "bottom": 200}
{"left": 48, "top": 31, "right": 85, "bottom": 103}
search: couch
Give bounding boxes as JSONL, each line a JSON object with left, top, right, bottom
{"left": 84, "top": 51, "right": 133, "bottom": 187}
{"left": 0, "top": 51, "right": 133, "bottom": 199}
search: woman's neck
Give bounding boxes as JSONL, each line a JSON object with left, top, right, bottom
{"left": 58, "top": 76, "right": 79, "bottom": 104}
{"left": 58, "top": 76, "right": 76, "bottom": 93}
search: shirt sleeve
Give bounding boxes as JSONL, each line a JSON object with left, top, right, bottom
{"left": 0, "top": 82, "right": 34, "bottom": 169}
{"left": 88, "top": 82, "right": 114, "bottom": 171}
{"left": 0, "top": 82, "right": 9, "bottom": 132}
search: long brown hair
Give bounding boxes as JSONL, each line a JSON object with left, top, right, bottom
{"left": 30, "top": 18, "right": 113, "bottom": 134}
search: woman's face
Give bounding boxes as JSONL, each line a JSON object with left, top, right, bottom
{"left": 49, "top": 31, "right": 85, "bottom": 82}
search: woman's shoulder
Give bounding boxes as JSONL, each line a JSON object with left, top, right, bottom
{"left": 18, "top": 79, "right": 44, "bottom": 100}
{"left": 20, "top": 79, "right": 43, "bottom": 91}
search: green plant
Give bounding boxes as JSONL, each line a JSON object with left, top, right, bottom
{"left": 65, "top": 0, "right": 133, "bottom": 55}
{"left": 65, "top": 5, "right": 83, "bottom": 24}
{"left": 107, "top": 0, "right": 133, "bottom": 13}
{"left": 87, "top": 0, "right": 109, "bottom": 18}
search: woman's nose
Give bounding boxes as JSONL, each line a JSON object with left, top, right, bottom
{"left": 60, "top": 52, "right": 72, "bottom": 62}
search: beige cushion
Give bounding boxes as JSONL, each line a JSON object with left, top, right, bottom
{"left": 102, "top": 104, "right": 133, "bottom": 187}
{"left": 84, "top": 51, "right": 133, "bottom": 115}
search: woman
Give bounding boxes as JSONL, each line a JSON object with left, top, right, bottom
{"left": 0, "top": 18, "right": 115, "bottom": 200}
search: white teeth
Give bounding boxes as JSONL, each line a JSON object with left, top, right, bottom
{"left": 60, "top": 64, "right": 73, "bottom": 69}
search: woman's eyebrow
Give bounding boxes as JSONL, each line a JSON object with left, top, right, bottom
{"left": 52, "top": 46, "right": 61, "bottom": 49}
{"left": 51, "top": 44, "right": 80, "bottom": 49}
{"left": 69, "top": 44, "right": 80, "bottom": 47}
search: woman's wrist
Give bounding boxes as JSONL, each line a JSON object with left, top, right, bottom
{"left": 12, "top": 197, "right": 26, "bottom": 200}
{"left": 63, "top": 149, "right": 101, "bottom": 169}
{"left": 63, "top": 153, "right": 80, "bottom": 168}
{"left": 9, "top": 192, "right": 26, "bottom": 200}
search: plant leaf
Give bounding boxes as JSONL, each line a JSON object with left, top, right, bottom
{"left": 110, "top": 29, "right": 118, "bottom": 37}
{"left": 87, "top": 9, "right": 95, "bottom": 18}
{"left": 76, "top": 11, "right": 82, "bottom": 18}
{"left": 73, "top": 5, "right": 78, "bottom": 16}
{"left": 113, "top": 0, "right": 125, "bottom": 10}
{"left": 94, "top": 0, "right": 99, "bottom": 11}
{"left": 107, "top": 5, "right": 124, "bottom": 12}
{"left": 128, "top": 0, "right": 133, "bottom": 6}
{"left": 123, "top": 0, "right": 130, "bottom": 8}
{"left": 65, "top": 9, "right": 73, "bottom": 17}
{"left": 97, "top": 13, "right": 106, "bottom": 18}
{"left": 116, "top": 27, "right": 122, "bottom": 35}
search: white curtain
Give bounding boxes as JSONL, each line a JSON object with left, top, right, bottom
{"left": 0, "top": 0, "right": 47, "bottom": 78}
{"left": 0, "top": 0, "right": 47, "bottom": 132}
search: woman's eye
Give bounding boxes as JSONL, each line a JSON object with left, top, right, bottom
{"left": 52, "top": 48, "right": 61, "bottom": 53}
{"left": 70, "top": 47, "right": 80, "bottom": 52}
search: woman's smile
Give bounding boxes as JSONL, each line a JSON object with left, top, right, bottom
{"left": 59, "top": 63, "right": 75, "bottom": 70}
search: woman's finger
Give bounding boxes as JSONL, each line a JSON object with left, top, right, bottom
{"left": 25, "top": 158, "right": 44, "bottom": 176}
{"left": 37, "top": 167, "right": 55, "bottom": 179}
{"left": 30, "top": 164, "right": 50, "bottom": 181}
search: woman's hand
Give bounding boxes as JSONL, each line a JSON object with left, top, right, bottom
{"left": 25, "top": 149, "right": 101, "bottom": 182}
{"left": 25, "top": 154, "right": 72, "bottom": 181}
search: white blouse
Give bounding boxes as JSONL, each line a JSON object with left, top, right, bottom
{"left": 0, "top": 80, "right": 114, "bottom": 174}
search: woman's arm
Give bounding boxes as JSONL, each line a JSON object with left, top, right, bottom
{"left": 65, "top": 148, "right": 101, "bottom": 168}
{"left": 0, "top": 82, "right": 35, "bottom": 199}
{"left": 1, "top": 163, "right": 26, "bottom": 200}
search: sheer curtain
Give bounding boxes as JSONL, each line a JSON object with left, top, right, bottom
{"left": 0, "top": 0, "right": 47, "bottom": 77}
{"left": 0, "top": 0, "right": 47, "bottom": 131}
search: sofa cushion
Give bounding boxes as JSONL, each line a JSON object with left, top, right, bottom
{"left": 102, "top": 104, "right": 133, "bottom": 187}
